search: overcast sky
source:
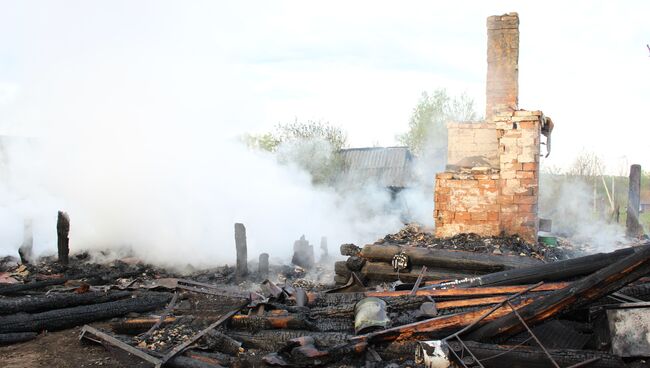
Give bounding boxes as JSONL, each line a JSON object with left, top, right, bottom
{"left": 1, "top": 1, "right": 648, "bottom": 173}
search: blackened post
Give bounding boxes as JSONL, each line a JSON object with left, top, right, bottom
{"left": 18, "top": 219, "right": 33, "bottom": 264}
{"left": 258, "top": 253, "right": 269, "bottom": 279}
{"left": 234, "top": 223, "right": 248, "bottom": 277}
{"left": 626, "top": 164, "right": 642, "bottom": 237}
{"left": 57, "top": 211, "right": 70, "bottom": 265}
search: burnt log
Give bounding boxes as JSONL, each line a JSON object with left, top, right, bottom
{"left": 340, "top": 243, "right": 360, "bottom": 256}
{"left": 345, "top": 256, "right": 365, "bottom": 271}
{"left": 0, "top": 332, "right": 37, "bottom": 346}
{"left": 0, "top": 292, "right": 171, "bottom": 333}
{"left": 427, "top": 246, "right": 637, "bottom": 288}
{"left": 360, "top": 244, "right": 541, "bottom": 272}
{"left": 452, "top": 341, "right": 624, "bottom": 368}
{"left": 200, "top": 330, "right": 243, "bottom": 356}
{"left": 468, "top": 244, "right": 650, "bottom": 341}
{"left": 334, "top": 261, "right": 351, "bottom": 278}
{"left": 0, "top": 290, "right": 131, "bottom": 315}
{"left": 333, "top": 275, "right": 349, "bottom": 285}
{"left": 307, "top": 283, "right": 564, "bottom": 307}
{"left": 225, "top": 330, "right": 352, "bottom": 351}
{"left": 0, "top": 278, "right": 69, "bottom": 296}
{"left": 360, "top": 261, "right": 477, "bottom": 282}
{"left": 228, "top": 314, "right": 317, "bottom": 331}
{"left": 110, "top": 316, "right": 177, "bottom": 335}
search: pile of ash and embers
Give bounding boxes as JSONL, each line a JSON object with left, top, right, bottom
{"left": 2, "top": 224, "right": 650, "bottom": 367}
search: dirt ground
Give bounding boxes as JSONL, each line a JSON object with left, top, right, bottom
{"left": 0, "top": 325, "right": 124, "bottom": 368}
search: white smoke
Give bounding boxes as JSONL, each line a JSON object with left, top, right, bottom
{"left": 539, "top": 174, "right": 628, "bottom": 251}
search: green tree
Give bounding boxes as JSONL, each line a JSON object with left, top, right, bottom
{"left": 243, "top": 120, "right": 348, "bottom": 185}
{"left": 397, "top": 89, "right": 478, "bottom": 157}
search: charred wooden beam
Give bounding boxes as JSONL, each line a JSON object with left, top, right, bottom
{"left": 0, "top": 290, "right": 132, "bottom": 315}
{"left": 0, "top": 292, "right": 171, "bottom": 333}
{"left": 451, "top": 341, "right": 625, "bottom": 368}
{"left": 334, "top": 261, "right": 351, "bottom": 278}
{"left": 57, "top": 211, "right": 70, "bottom": 265}
{"left": 229, "top": 314, "right": 317, "bottom": 331}
{"left": 0, "top": 332, "right": 37, "bottom": 346}
{"left": 200, "top": 330, "right": 243, "bottom": 356}
{"left": 345, "top": 256, "right": 365, "bottom": 272}
{"left": 309, "top": 295, "right": 511, "bottom": 320}
{"left": 225, "top": 330, "right": 352, "bottom": 352}
{"left": 425, "top": 246, "right": 637, "bottom": 288}
{"left": 110, "top": 316, "right": 177, "bottom": 335}
{"left": 360, "top": 244, "right": 542, "bottom": 272}
{"left": 468, "top": 244, "right": 650, "bottom": 341}
{"left": 367, "top": 282, "right": 568, "bottom": 298}
{"left": 340, "top": 243, "right": 360, "bottom": 257}
{"left": 234, "top": 223, "right": 248, "bottom": 277}
{"left": 307, "top": 282, "right": 565, "bottom": 307}
{"left": 0, "top": 277, "right": 70, "bottom": 295}
{"left": 360, "top": 261, "right": 477, "bottom": 283}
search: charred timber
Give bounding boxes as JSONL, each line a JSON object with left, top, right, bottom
{"left": 360, "top": 261, "right": 478, "bottom": 282}
{"left": 200, "top": 330, "right": 243, "bottom": 356}
{"left": 307, "top": 283, "right": 565, "bottom": 307}
{"left": 360, "top": 244, "right": 542, "bottom": 271}
{"left": 110, "top": 316, "right": 177, "bottom": 335}
{"left": 0, "top": 332, "right": 37, "bottom": 346}
{"left": 0, "top": 292, "right": 171, "bottom": 333}
{"left": 0, "top": 290, "right": 132, "bottom": 315}
{"left": 228, "top": 314, "right": 317, "bottom": 331}
{"left": 425, "top": 246, "right": 637, "bottom": 288}
{"left": 455, "top": 341, "right": 624, "bottom": 368}
{"left": 468, "top": 244, "right": 650, "bottom": 341}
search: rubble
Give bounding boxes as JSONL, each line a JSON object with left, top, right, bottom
{"left": 0, "top": 235, "right": 647, "bottom": 367}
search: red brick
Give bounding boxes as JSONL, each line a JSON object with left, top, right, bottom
{"left": 487, "top": 212, "right": 500, "bottom": 221}
{"left": 455, "top": 212, "right": 471, "bottom": 221}
{"left": 518, "top": 204, "right": 538, "bottom": 213}
{"left": 501, "top": 204, "right": 519, "bottom": 213}
{"left": 478, "top": 180, "right": 497, "bottom": 189}
{"left": 513, "top": 195, "right": 536, "bottom": 204}
{"left": 499, "top": 195, "right": 515, "bottom": 204}
{"left": 519, "top": 121, "right": 538, "bottom": 129}
{"left": 516, "top": 170, "right": 535, "bottom": 179}
{"left": 471, "top": 212, "right": 488, "bottom": 221}
{"left": 522, "top": 162, "right": 537, "bottom": 171}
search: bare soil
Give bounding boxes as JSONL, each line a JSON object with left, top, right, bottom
{"left": 0, "top": 324, "right": 124, "bottom": 368}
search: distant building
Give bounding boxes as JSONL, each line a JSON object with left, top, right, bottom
{"left": 337, "top": 146, "right": 413, "bottom": 196}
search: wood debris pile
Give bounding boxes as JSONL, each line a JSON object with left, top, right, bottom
{"left": 1, "top": 239, "right": 650, "bottom": 367}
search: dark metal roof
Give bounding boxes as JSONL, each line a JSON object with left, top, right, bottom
{"left": 338, "top": 146, "right": 413, "bottom": 188}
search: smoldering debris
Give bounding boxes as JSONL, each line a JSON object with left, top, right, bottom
{"left": 0, "top": 221, "right": 649, "bottom": 368}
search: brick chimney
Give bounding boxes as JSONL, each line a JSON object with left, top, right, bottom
{"left": 485, "top": 12, "right": 519, "bottom": 120}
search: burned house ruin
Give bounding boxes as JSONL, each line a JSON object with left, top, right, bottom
{"left": 434, "top": 13, "right": 553, "bottom": 244}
